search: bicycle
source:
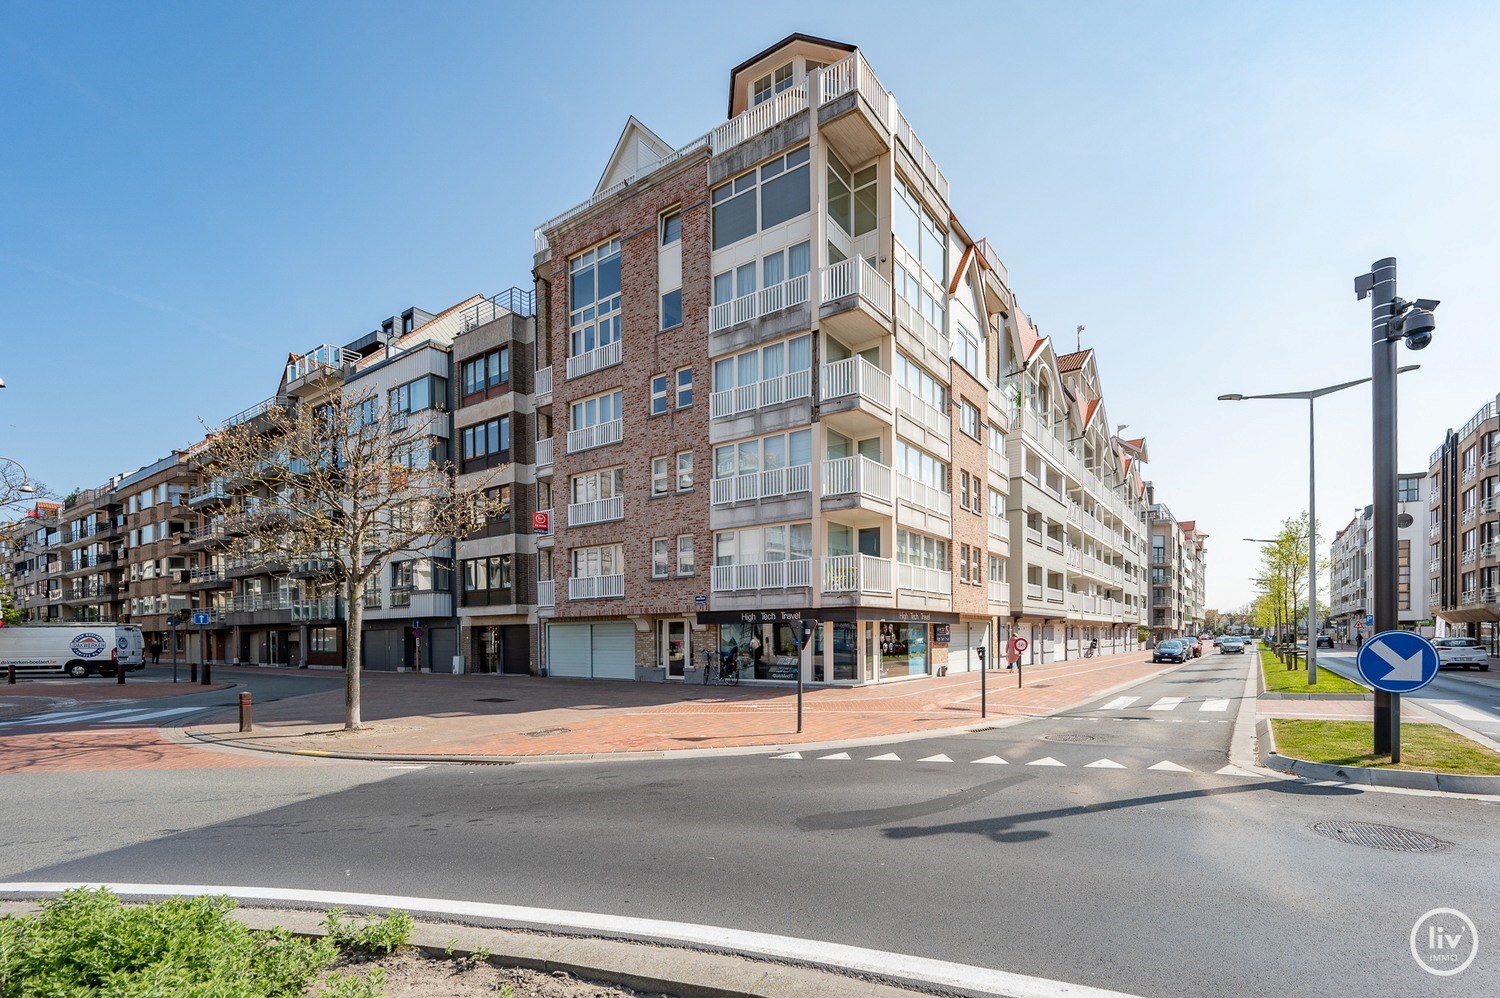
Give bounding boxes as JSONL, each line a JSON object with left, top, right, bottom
{"left": 702, "top": 649, "right": 742, "bottom": 686}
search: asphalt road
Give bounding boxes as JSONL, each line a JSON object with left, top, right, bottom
{"left": 1316, "top": 650, "right": 1500, "bottom": 744}
{"left": 2, "top": 655, "right": 1497, "bottom": 996}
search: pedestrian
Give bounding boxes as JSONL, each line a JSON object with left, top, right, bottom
{"left": 1356, "top": 632, "right": 1364, "bottom": 651}
{"left": 149, "top": 640, "right": 162, "bottom": 665}
{"left": 749, "top": 632, "right": 763, "bottom": 668}
{"left": 1005, "top": 633, "right": 1022, "bottom": 670}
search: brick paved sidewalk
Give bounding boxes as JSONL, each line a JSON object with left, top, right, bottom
{"left": 185, "top": 649, "right": 1179, "bottom": 760}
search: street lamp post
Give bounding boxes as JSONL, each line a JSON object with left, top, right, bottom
{"left": 1356, "top": 258, "right": 1438, "bottom": 759}
{"left": 1220, "top": 368, "right": 1418, "bottom": 685}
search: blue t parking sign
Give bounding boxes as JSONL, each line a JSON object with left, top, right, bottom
{"left": 1357, "top": 630, "right": 1440, "bottom": 694}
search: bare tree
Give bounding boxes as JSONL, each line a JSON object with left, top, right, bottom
{"left": 201, "top": 386, "right": 507, "bottom": 729}
{"left": 0, "top": 457, "right": 45, "bottom": 513}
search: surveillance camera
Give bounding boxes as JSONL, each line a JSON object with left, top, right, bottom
{"left": 1401, "top": 308, "right": 1436, "bottom": 350}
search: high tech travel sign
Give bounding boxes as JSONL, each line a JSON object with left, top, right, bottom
{"left": 1357, "top": 630, "right": 1440, "bottom": 694}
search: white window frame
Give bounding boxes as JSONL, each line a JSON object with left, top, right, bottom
{"left": 652, "top": 538, "right": 670, "bottom": 578}
{"left": 676, "top": 451, "right": 694, "bottom": 491}
{"left": 652, "top": 456, "right": 670, "bottom": 497}
{"left": 675, "top": 367, "right": 693, "bottom": 409}
{"left": 677, "top": 534, "right": 695, "bottom": 576}
{"left": 651, "top": 374, "right": 669, "bottom": 416}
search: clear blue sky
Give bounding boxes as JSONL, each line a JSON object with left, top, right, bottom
{"left": 3, "top": 1, "right": 1498, "bottom": 611}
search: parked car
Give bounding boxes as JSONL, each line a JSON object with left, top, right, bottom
{"left": 1433, "top": 637, "right": 1491, "bottom": 671}
{"left": 1316, "top": 634, "right": 1335, "bottom": 649}
{"left": 1185, "top": 637, "right": 1203, "bottom": 658}
{"left": 1153, "top": 639, "right": 1189, "bottom": 664}
{"left": 1212, "top": 635, "right": 1225, "bottom": 649}
{"left": 1219, "top": 637, "right": 1245, "bottom": 654}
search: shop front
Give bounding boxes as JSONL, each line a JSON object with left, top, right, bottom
{"left": 696, "top": 608, "right": 958, "bottom": 685}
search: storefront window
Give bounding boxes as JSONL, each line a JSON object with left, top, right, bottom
{"left": 717, "top": 622, "right": 804, "bottom": 680}
{"left": 832, "top": 622, "right": 858, "bottom": 681}
{"left": 879, "top": 622, "right": 929, "bottom": 679}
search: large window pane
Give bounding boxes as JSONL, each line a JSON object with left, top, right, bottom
{"left": 713, "top": 189, "right": 756, "bottom": 249}
{"left": 761, "top": 164, "right": 810, "bottom": 229}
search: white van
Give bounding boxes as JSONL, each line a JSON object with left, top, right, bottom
{"left": 0, "top": 623, "right": 146, "bottom": 678}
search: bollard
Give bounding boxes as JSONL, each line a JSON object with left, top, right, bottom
{"left": 201, "top": 660, "right": 212, "bottom": 685}
{"left": 6, "top": 663, "right": 15, "bottom": 685}
{"left": 238, "top": 691, "right": 252, "bottom": 732}
{"left": 116, "top": 660, "right": 126, "bottom": 685}
{"left": 190, "top": 662, "right": 198, "bottom": 683}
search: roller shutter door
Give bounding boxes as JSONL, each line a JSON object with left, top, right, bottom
{"left": 948, "top": 621, "right": 989, "bottom": 674}
{"left": 589, "top": 622, "right": 636, "bottom": 680}
{"left": 547, "top": 624, "right": 591, "bottom": 678}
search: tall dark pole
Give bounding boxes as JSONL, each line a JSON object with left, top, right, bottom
{"left": 1364, "top": 257, "right": 1400, "bottom": 757}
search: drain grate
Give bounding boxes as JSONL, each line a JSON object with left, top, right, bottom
{"left": 1310, "top": 820, "right": 1449, "bottom": 853}
{"left": 474, "top": 697, "right": 514, "bottom": 703}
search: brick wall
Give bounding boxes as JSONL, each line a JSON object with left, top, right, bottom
{"left": 950, "top": 364, "right": 990, "bottom": 617}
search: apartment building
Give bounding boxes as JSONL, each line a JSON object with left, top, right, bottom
{"left": 1427, "top": 394, "right": 1500, "bottom": 646}
{"left": 1329, "top": 472, "right": 1429, "bottom": 639}
{"left": 532, "top": 34, "right": 1181, "bottom": 683}
{"left": 451, "top": 289, "right": 543, "bottom": 675}
{"left": 3, "top": 500, "right": 65, "bottom": 623}
{"left": 1147, "top": 487, "right": 1207, "bottom": 640}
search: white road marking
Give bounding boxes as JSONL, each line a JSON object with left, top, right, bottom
{"left": 1148, "top": 761, "right": 1192, "bottom": 772}
{"left": 1027, "top": 757, "right": 1066, "bottom": 767}
{"left": 0, "top": 708, "right": 145, "bottom": 727}
{"left": 1198, "top": 698, "right": 1231, "bottom": 712}
{"left": 1097, "top": 696, "right": 1140, "bottom": 711}
{"left": 0, "top": 883, "right": 1139, "bottom": 998}
{"left": 1431, "top": 702, "right": 1497, "bottom": 724}
{"left": 1084, "top": 759, "right": 1127, "bottom": 769}
{"left": 971, "top": 755, "right": 1009, "bottom": 765}
{"left": 770, "top": 752, "right": 802, "bottom": 759}
{"left": 1147, "top": 697, "right": 1185, "bottom": 711}
{"left": 867, "top": 753, "right": 902, "bottom": 761}
{"left": 1214, "top": 765, "right": 1247, "bottom": 776}
{"left": 917, "top": 753, "right": 954, "bottom": 763}
{"left": 98, "top": 707, "right": 201, "bottom": 724}
{"left": 819, "top": 752, "right": 851, "bottom": 760}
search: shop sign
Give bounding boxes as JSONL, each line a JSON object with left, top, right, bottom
{"left": 934, "top": 624, "right": 951, "bottom": 643}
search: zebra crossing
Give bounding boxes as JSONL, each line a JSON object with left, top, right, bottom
{"left": 767, "top": 749, "right": 1241, "bottom": 775}
{"left": 0, "top": 706, "right": 204, "bottom": 730}
{"left": 1096, "top": 695, "right": 1232, "bottom": 713}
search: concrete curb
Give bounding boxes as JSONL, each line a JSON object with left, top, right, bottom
{"left": 172, "top": 659, "right": 1189, "bottom": 767}
{"left": 1228, "top": 651, "right": 1261, "bottom": 772}
{"left": 1256, "top": 717, "right": 1500, "bottom": 795}
{"left": 1259, "top": 692, "right": 1372, "bottom": 701}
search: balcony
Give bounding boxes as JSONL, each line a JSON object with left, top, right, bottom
{"left": 711, "top": 81, "right": 808, "bottom": 154}
{"left": 988, "top": 447, "right": 1009, "bottom": 480}
{"left": 710, "top": 369, "right": 812, "bottom": 421}
{"left": 894, "top": 296, "right": 950, "bottom": 374}
{"left": 895, "top": 384, "right": 950, "bottom": 455}
{"left": 1429, "top": 523, "right": 1442, "bottom": 540}
{"left": 222, "top": 395, "right": 290, "bottom": 430}
{"left": 1462, "top": 549, "right": 1477, "bottom": 566}
{"left": 821, "top": 456, "right": 893, "bottom": 510}
{"left": 385, "top": 587, "right": 454, "bottom": 618}
{"left": 989, "top": 579, "right": 1009, "bottom": 605}
{"left": 535, "top": 436, "right": 554, "bottom": 471}
{"left": 820, "top": 356, "right": 892, "bottom": 431}
{"left": 1025, "top": 524, "right": 1043, "bottom": 546}
{"left": 1463, "top": 465, "right": 1477, "bottom": 484}
{"left": 711, "top": 463, "right": 812, "bottom": 507}
{"left": 1481, "top": 496, "right": 1498, "bottom": 515}
{"left": 708, "top": 273, "right": 810, "bottom": 335}
{"left": 567, "top": 495, "right": 625, "bottom": 527}
{"left": 898, "top": 563, "right": 952, "bottom": 596}
{"left": 711, "top": 559, "right": 811, "bottom": 593}
{"left": 815, "top": 51, "right": 892, "bottom": 165}
{"left": 896, "top": 474, "right": 951, "bottom": 532}
{"left": 290, "top": 557, "right": 337, "bottom": 577}
{"left": 567, "top": 418, "right": 623, "bottom": 454}
{"left": 569, "top": 573, "right": 625, "bottom": 600}
{"left": 1464, "top": 506, "right": 1478, "bottom": 524}
{"left": 988, "top": 513, "right": 1008, "bottom": 542}
{"left": 534, "top": 366, "right": 552, "bottom": 400}
{"left": 819, "top": 257, "right": 892, "bottom": 349}
{"left": 285, "top": 344, "right": 358, "bottom": 390}
{"left": 188, "top": 481, "right": 228, "bottom": 507}
{"left": 565, "top": 339, "right": 622, "bottom": 381}
{"left": 186, "top": 567, "right": 226, "bottom": 589}
{"left": 1429, "top": 558, "right": 1442, "bottom": 575}
{"left": 1025, "top": 582, "right": 1044, "bottom": 601}
{"left": 1045, "top": 534, "right": 1065, "bottom": 554}
{"left": 536, "top": 579, "right": 555, "bottom": 609}
{"left": 1481, "top": 541, "right": 1500, "bottom": 560}
{"left": 822, "top": 554, "right": 893, "bottom": 595}
{"left": 291, "top": 597, "right": 343, "bottom": 622}
{"left": 363, "top": 590, "right": 382, "bottom": 609}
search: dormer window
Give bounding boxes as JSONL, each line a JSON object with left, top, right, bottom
{"left": 752, "top": 63, "right": 793, "bottom": 105}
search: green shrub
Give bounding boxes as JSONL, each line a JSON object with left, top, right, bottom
{"left": 322, "top": 909, "right": 413, "bottom": 958}
{"left": 320, "top": 966, "right": 385, "bottom": 998}
{"left": 0, "top": 888, "right": 338, "bottom": 998}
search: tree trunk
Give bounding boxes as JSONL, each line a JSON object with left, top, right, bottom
{"left": 345, "top": 575, "right": 364, "bottom": 730}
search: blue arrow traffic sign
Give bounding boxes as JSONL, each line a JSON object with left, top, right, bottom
{"left": 1357, "top": 630, "right": 1440, "bottom": 694}
{"left": 191, "top": 611, "right": 212, "bottom": 626}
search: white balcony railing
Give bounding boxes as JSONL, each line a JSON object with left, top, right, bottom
{"left": 536, "top": 579, "right": 555, "bottom": 608}
{"left": 896, "top": 384, "right": 949, "bottom": 439}
{"left": 708, "top": 273, "right": 810, "bottom": 334}
{"left": 569, "top": 574, "right": 624, "bottom": 601}
{"left": 821, "top": 455, "right": 893, "bottom": 504}
{"left": 989, "top": 579, "right": 1009, "bottom": 604}
{"left": 988, "top": 447, "right": 1009, "bottom": 478}
{"left": 535, "top": 437, "right": 554, "bottom": 468}
{"left": 567, "top": 418, "right": 623, "bottom": 454}
{"left": 989, "top": 513, "right": 1008, "bottom": 540}
{"left": 820, "top": 256, "right": 892, "bottom": 320}
{"left": 534, "top": 366, "right": 552, "bottom": 397}
{"left": 291, "top": 597, "right": 342, "bottom": 621}
{"left": 817, "top": 50, "right": 891, "bottom": 125}
{"left": 895, "top": 296, "right": 950, "bottom": 360}
{"left": 897, "top": 563, "right": 952, "bottom": 596}
{"left": 1046, "top": 587, "right": 1066, "bottom": 604}
{"left": 565, "top": 338, "right": 622, "bottom": 380}
{"left": 709, "top": 464, "right": 812, "bottom": 506}
{"left": 710, "top": 83, "right": 808, "bottom": 154}
{"left": 823, "top": 554, "right": 893, "bottom": 595}
{"left": 897, "top": 474, "right": 951, "bottom": 519}
{"left": 711, "top": 559, "right": 812, "bottom": 593}
{"left": 821, "top": 356, "right": 892, "bottom": 411}
{"left": 567, "top": 495, "right": 625, "bottom": 527}
{"left": 710, "top": 369, "right": 812, "bottom": 420}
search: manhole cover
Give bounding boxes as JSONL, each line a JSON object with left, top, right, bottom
{"left": 1043, "top": 733, "right": 1097, "bottom": 744}
{"left": 1310, "top": 820, "right": 1448, "bottom": 853}
{"left": 475, "top": 697, "right": 513, "bottom": 703}
{"left": 520, "top": 727, "right": 571, "bottom": 738}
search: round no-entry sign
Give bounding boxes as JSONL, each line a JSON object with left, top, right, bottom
{"left": 1013, "top": 637, "right": 1029, "bottom": 652}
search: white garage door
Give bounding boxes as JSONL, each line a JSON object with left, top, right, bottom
{"left": 547, "top": 624, "right": 591, "bottom": 678}
{"left": 948, "top": 621, "right": 989, "bottom": 674}
{"left": 547, "top": 622, "right": 636, "bottom": 680}
{"left": 590, "top": 623, "right": 636, "bottom": 680}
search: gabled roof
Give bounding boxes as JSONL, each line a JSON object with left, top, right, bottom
{"left": 595, "top": 116, "right": 677, "bottom": 194}
{"left": 1056, "top": 348, "right": 1091, "bottom": 373}
{"left": 727, "top": 33, "right": 855, "bottom": 116}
